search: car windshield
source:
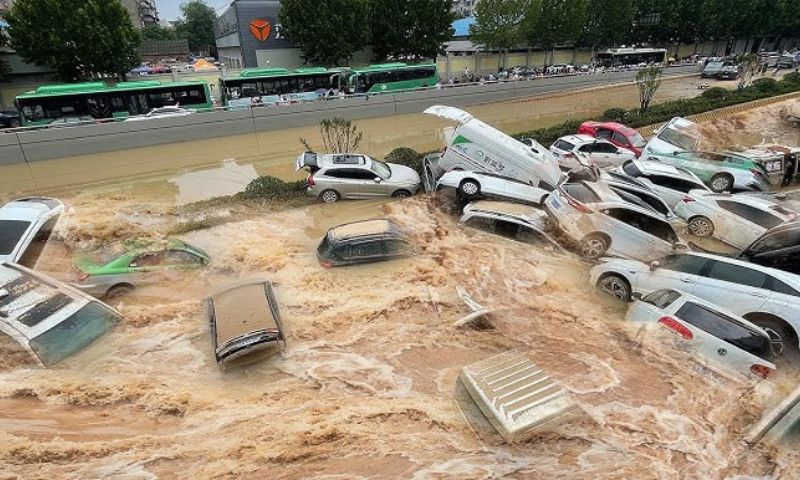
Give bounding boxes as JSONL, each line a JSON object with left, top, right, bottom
{"left": 0, "top": 220, "right": 31, "bottom": 255}
{"left": 370, "top": 160, "right": 392, "bottom": 179}
{"left": 705, "top": 61, "right": 724, "bottom": 70}
{"left": 28, "top": 302, "right": 120, "bottom": 366}
{"left": 659, "top": 125, "right": 699, "bottom": 151}
{"left": 629, "top": 132, "right": 647, "bottom": 148}
{"left": 622, "top": 161, "right": 643, "bottom": 177}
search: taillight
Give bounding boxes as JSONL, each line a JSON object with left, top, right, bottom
{"left": 749, "top": 168, "right": 764, "bottom": 177}
{"left": 681, "top": 195, "right": 695, "bottom": 203}
{"left": 307, "top": 174, "right": 315, "bottom": 187}
{"left": 750, "top": 364, "right": 773, "bottom": 379}
{"left": 320, "top": 260, "right": 333, "bottom": 268}
{"left": 559, "top": 189, "right": 593, "bottom": 213}
{"left": 657, "top": 316, "right": 693, "bottom": 340}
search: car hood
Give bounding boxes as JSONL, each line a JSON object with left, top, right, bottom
{"left": 389, "top": 164, "right": 421, "bottom": 184}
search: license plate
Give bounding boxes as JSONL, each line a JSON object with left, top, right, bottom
{"left": 550, "top": 197, "right": 561, "bottom": 209}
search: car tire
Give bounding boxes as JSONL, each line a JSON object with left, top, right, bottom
{"left": 9, "top": 119, "right": 20, "bottom": 128}
{"left": 105, "top": 284, "right": 134, "bottom": 300}
{"left": 320, "top": 190, "right": 340, "bottom": 204}
{"left": 745, "top": 315, "right": 798, "bottom": 356}
{"left": 709, "top": 173, "right": 734, "bottom": 193}
{"left": 579, "top": 233, "right": 609, "bottom": 259}
{"left": 596, "top": 274, "right": 632, "bottom": 301}
{"left": 688, "top": 216, "right": 714, "bottom": 237}
{"left": 459, "top": 179, "right": 480, "bottom": 197}
{"left": 392, "top": 190, "right": 412, "bottom": 198}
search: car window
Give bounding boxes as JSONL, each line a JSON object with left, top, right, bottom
{"left": 649, "top": 175, "right": 700, "bottom": 193}
{"left": 658, "top": 125, "right": 699, "bottom": 151}
{"left": 622, "top": 161, "right": 643, "bottom": 177}
{"left": 561, "top": 183, "right": 600, "bottom": 203}
{"left": 166, "top": 250, "right": 203, "bottom": 265}
{"left": 332, "top": 154, "right": 364, "bottom": 165}
{"left": 766, "top": 276, "right": 800, "bottom": 297}
{"left": 704, "top": 260, "right": 768, "bottom": 288}
{"left": 370, "top": 160, "right": 392, "bottom": 179}
{"left": 325, "top": 168, "right": 374, "bottom": 180}
{"left": 578, "top": 144, "right": 593, "bottom": 152}
{"left": 464, "top": 216, "right": 496, "bottom": 232}
{"left": 516, "top": 226, "right": 552, "bottom": 246}
{"left": 661, "top": 255, "right": 709, "bottom": 275}
{"left": 346, "top": 241, "right": 386, "bottom": 258}
{"left": 595, "top": 142, "right": 619, "bottom": 153}
{"left": 642, "top": 289, "right": 681, "bottom": 308}
{"left": 596, "top": 129, "right": 613, "bottom": 139}
{"left": 717, "top": 201, "right": 785, "bottom": 230}
{"left": 0, "top": 220, "right": 31, "bottom": 255}
{"left": 605, "top": 208, "right": 677, "bottom": 242}
{"left": 383, "top": 239, "right": 411, "bottom": 256}
{"left": 611, "top": 132, "right": 628, "bottom": 145}
{"left": 749, "top": 229, "right": 800, "bottom": 253}
{"left": 610, "top": 186, "right": 670, "bottom": 216}
{"left": 553, "top": 139, "right": 575, "bottom": 151}
{"left": 132, "top": 252, "right": 165, "bottom": 267}
{"left": 629, "top": 132, "right": 647, "bottom": 148}
{"left": 675, "top": 302, "right": 773, "bottom": 360}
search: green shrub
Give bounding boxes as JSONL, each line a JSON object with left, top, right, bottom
{"left": 239, "top": 176, "right": 306, "bottom": 199}
{"left": 750, "top": 77, "right": 779, "bottom": 94}
{"left": 782, "top": 72, "right": 800, "bottom": 87}
{"left": 385, "top": 147, "right": 424, "bottom": 174}
{"left": 701, "top": 87, "right": 729, "bottom": 100}
{"left": 514, "top": 119, "right": 583, "bottom": 146}
{"left": 601, "top": 108, "right": 626, "bottom": 122}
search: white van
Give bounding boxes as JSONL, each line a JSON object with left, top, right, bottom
{"left": 422, "top": 106, "right": 562, "bottom": 195}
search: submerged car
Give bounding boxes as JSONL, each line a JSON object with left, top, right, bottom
{"left": 577, "top": 121, "right": 647, "bottom": 157}
{"left": 0, "top": 262, "right": 121, "bottom": 367}
{"left": 0, "top": 197, "right": 64, "bottom": 266}
{"left": 317, "top": 219, "right": 413, "bottom": 267}
{"left": 644, "top": 150, "right": 772, "bottom": 192}
{"left": 206, "top": 279, "right": 286, "bottom": 369}
{"left": 550, "top": 134, "right": 636, "bottom": 170}
{"left": 72, "top": 239, "right": 210, "bottom": 299}
{"left": 436, "top": 170, "right": 548, "bottom": 205}
{"left": 627, "top": 289, "right": 779, "bottom": 380}
{"left": 676, "top": 190, "right": 796, "bottom": 249}
{"left": 544, "top": 180, "right": 683, "bottom": 261}
{"left": 296, "top": 152, "right": 420, "bottom": 203}
{"left": 460, "top": 201, "right": 565, "bottom": 252}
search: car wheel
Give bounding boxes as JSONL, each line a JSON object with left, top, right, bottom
{"left": 9, "top": 119, "right": 20, "bottom": 128}
{"left": 597, "top": 274, "right": 632, "bottom": 301}
{"left": 459, "top": 179, "right": 480, "bottom": 197}
{"left": 320, "top": 190, "right": 340, "bottom": 203}
{"left": 392, "top": 190, "right": 411, "bottom": 198}
{"left": 709, "top": 173, "right": 734, "bottom": 192}
{"left": 579, "top": 233, "right": 609, "bottom": 259}
{"left": 688, "top": 216, "right": 714, "bottom": 237}
{"left": 746, "top": 316, "right": 798, "bottom": 357}
{"left": 105, "top": 284, "right": 134, "bottom": 300}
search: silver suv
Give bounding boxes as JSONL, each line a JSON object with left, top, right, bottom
{"left": 296, "top": 152, "right": 420, "bottom": 203}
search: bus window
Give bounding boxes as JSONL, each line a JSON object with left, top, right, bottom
{"left": 110, "top": 96, "right": 127, "bottom": 114}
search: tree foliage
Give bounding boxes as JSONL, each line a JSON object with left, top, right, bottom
{"left": 471, "top": 0, "right": 528, "bottom": 67}
{"left": 6, "top": 0, "right": 140, "bottom": 81}
{"left": 141, "top": 25, "right": 179, "bottom": 41}
{"left": 582, "top": 0, "right": 634, "bottom": 48}
{"left": 369, "top": 0, "right": 454, "bottom": 61}
{"left": 280, "top": 0, "right": 370, "bottom": 66}
{"left": 636, "top": 66, "right": 662, "bottom": 112}
{"left": 736, "top": 53, "right": 760, "bottom": 90}
{"left": 0, "top": 27, "right": 10, "bottom": 80}
{"left": 173, "top": 0, "right": 216, "bottom": 54}
{"left": 527, "top": 0, "right": 587, "bottom": 49}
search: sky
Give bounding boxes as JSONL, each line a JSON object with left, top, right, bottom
{"left": 156, "top": 0, "right": 231, "bottom": 21}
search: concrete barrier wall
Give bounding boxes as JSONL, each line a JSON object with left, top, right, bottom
{"left": 2, "top": 66, "right": 698, "bottom": 164}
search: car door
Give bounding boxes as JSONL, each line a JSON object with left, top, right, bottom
{"left": 603, "top": 208, "right": 674, "bottom": 261}
{"left": 353, "top": 168, "right": 387, "bottom": 197}
{"left": 128, "top": 251, "right": 168, "bottom": 287}
{"left": 714, "top": 200, "right": 763, "bottom": 249}
{"left": 323, "top": 168, "right": 367, "bottom": 199}
{"left": 744, "top": 229, "right": 800, "bottom": 274}
{"left": 638, "top": 254, "right": 710, "bottom": 295}
{"left": 691, "top": 259, "right": 770, "bottom": 316}
{"left": 502, "top": 178, "right": 546, "bottom": 204}
{"left": 761, "top": 276, "right": 800, "bottom": 324}
{"left": 611, "top": 131, "right": 632, "bottom": 153}
{"left": 593, "top": 141, "right": 626, "bottom": 168}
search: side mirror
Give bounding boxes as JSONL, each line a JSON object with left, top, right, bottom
{"left": 632, "top": 292, "right": 643, "bottom": 301}
{"left": 649, "top": 260, "right": 660, "bottom": 271}
{"left": 374, "top": 177, "right": 382, "bottom": 183}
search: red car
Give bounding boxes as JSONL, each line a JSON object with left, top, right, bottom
{"left": 577, "top": 121, "right": 647, "bottom": 157}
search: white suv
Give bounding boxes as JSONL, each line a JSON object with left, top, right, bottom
{"left": 0, "top": 197, "right": 64, "bottom": 265}
{"left": 589, "top": 252, "right": 800, "bottom": 353}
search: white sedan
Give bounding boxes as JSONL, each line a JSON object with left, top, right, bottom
{"left": 0, "top": 197, "right": 64, "bottom": 265}
{"left": 675, "top": 190, "right": 797, "bottom": 249}
{"left": 435, "top": 170, "right": 549, "bottom": 205}
{"left": 125, "top": 106, "right": 194, "bottom": 122}
{"left": 549, "top": 134, "right": 636, "bottom": 170}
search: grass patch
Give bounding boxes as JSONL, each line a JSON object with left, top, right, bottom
{"left": 167, "top": 216, "right": 228, "bottom": 235}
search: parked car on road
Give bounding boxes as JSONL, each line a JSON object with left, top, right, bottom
{"left": 436, "top": 170, "right": 548, "bottom": 205}
{"left": 72, "top": 239, "right": 210, "bottom": 299}
{"left": 715, "top": 64, "right": 740, "bottom": 80}
{"left": 317, "top": 219, "right": 413, "bottom": 268}
{"left": 206, "top": 279, "right": 286, "bottom": 369}
{"left": 297, "top": 152, "right": 420, "bottom": 203}
{"left": 0, "top": 110, "right": 21, "bottom": 129}
{"left": 644, "top": 150, "right": 772, "bottom": 192}
{"left": 626, "top": 289, "right": 779, "bottom": 380}
{"left": 550, "top": 134, "right": 636, "bottom": 170}
{"left": 589, "top": 252, "right": 800, "bottom": 352}
{"left": 614, "top": 159, "right": 711, "bottom": 207}
{"left": 0, "top": 262, "right": 121, "bottom": 367}
{"left": 544, "top": 180, "right": 683, "bottom": 261}
{"left": 124, "top": 106, "right": 194, "bottom": 122}
{"left": 577, "top": 121, "right": 648, "bottom": 157}
{"left": 460, "top": 201, "right": 565, "bottom": 252}
{"left": 0, "top": 197, "right": 64, "bottom": 265}
{"left": 701, "top": 61, "right": 726, "bottom": 78}
{"left": 676, "top": 191, "right": 796, "bottom": 249}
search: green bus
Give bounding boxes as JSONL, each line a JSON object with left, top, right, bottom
{"left": 219, "top": 67, "right": 346, "bottom": 108}
{"left": 346, "top": 63, "right": 438, "bottom": 94}
{"left": 14, "top": 80, "right": 213, "bottom": 126}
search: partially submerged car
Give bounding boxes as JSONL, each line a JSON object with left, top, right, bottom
{"left": 626, "top": 289, "right": 779, "bottom": 381}
{"left": 0, "top": 262, "right": 121, "bottom": 367}
{"left": 577, "top": 121, "right": 647, "bottom": 157}
{"left": 644, "top": 150, "right": 773, "bottom": 192}
{"left": 206, "top": 279, "right": 286, "bottom": 369}
{"left": 549, "top": 134, "right": 635, "bottom": 170}
{"left": 544, "top": 180, "right": 684, "bottom": 261}
{"left": 317, "top": 219, "right": 413, "bottom": 267}
{"left": 436, "top": 170, "right": 548, "bottom": 205}
{"left": 72, "top": 239, "right": 210, "bottom": 299}
{"left": 0, "top": 197, "right": 64, "bottom": 265}
{"left": 296, "top": 152, "right": 420, "bottom": 203}
{"left": 615, "top": 159, "right": 711, "bottom": 207}
{"left": 676, "top": 190, "right": 796, "bottom": 249}
{"left": 458, "top": 350, "right": 583, "bottom": 442}
{"left": 460, "top": 200, "right": 566, "bottom": 253}
{"left": 422, "top": 106, "right": 562, "bottom": 197}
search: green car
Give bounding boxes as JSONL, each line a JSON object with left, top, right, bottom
{"left": 644, "top": 150, "right": 773, "bottom": 192}
{"left": 71, "top": 239, "right": 210, "bottom": 299}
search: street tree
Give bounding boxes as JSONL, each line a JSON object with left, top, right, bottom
{"left": 280, "top": 0, "right": 370, "bottom": 66}
{"left": 471, "top": 0, "right": 529, "bottom": 69}
{"left": 369, "top": 0, "right": 453, "bottom": 61}
{"left": 527, "top": 0, "right": 587, "bottom": 65}
{"left": 173, "top": 0, "right": 217, "bottom": 55}
{"left": 0, "top": 27, "right": 10, "bottom": 80}
{"left": 582, "top": 0, "right": 634, "bottom": 51}
{"left": 736, "top": 53, "right": 760, "bottom": 90}
{"left": 636, "top": 66, "right": 662, "bottom": 112}
{"left": 6, "top": 0, "right": 140, "bottom": 81}
{"left": 141, "top": 25, "right": 179, "bottom": 41}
